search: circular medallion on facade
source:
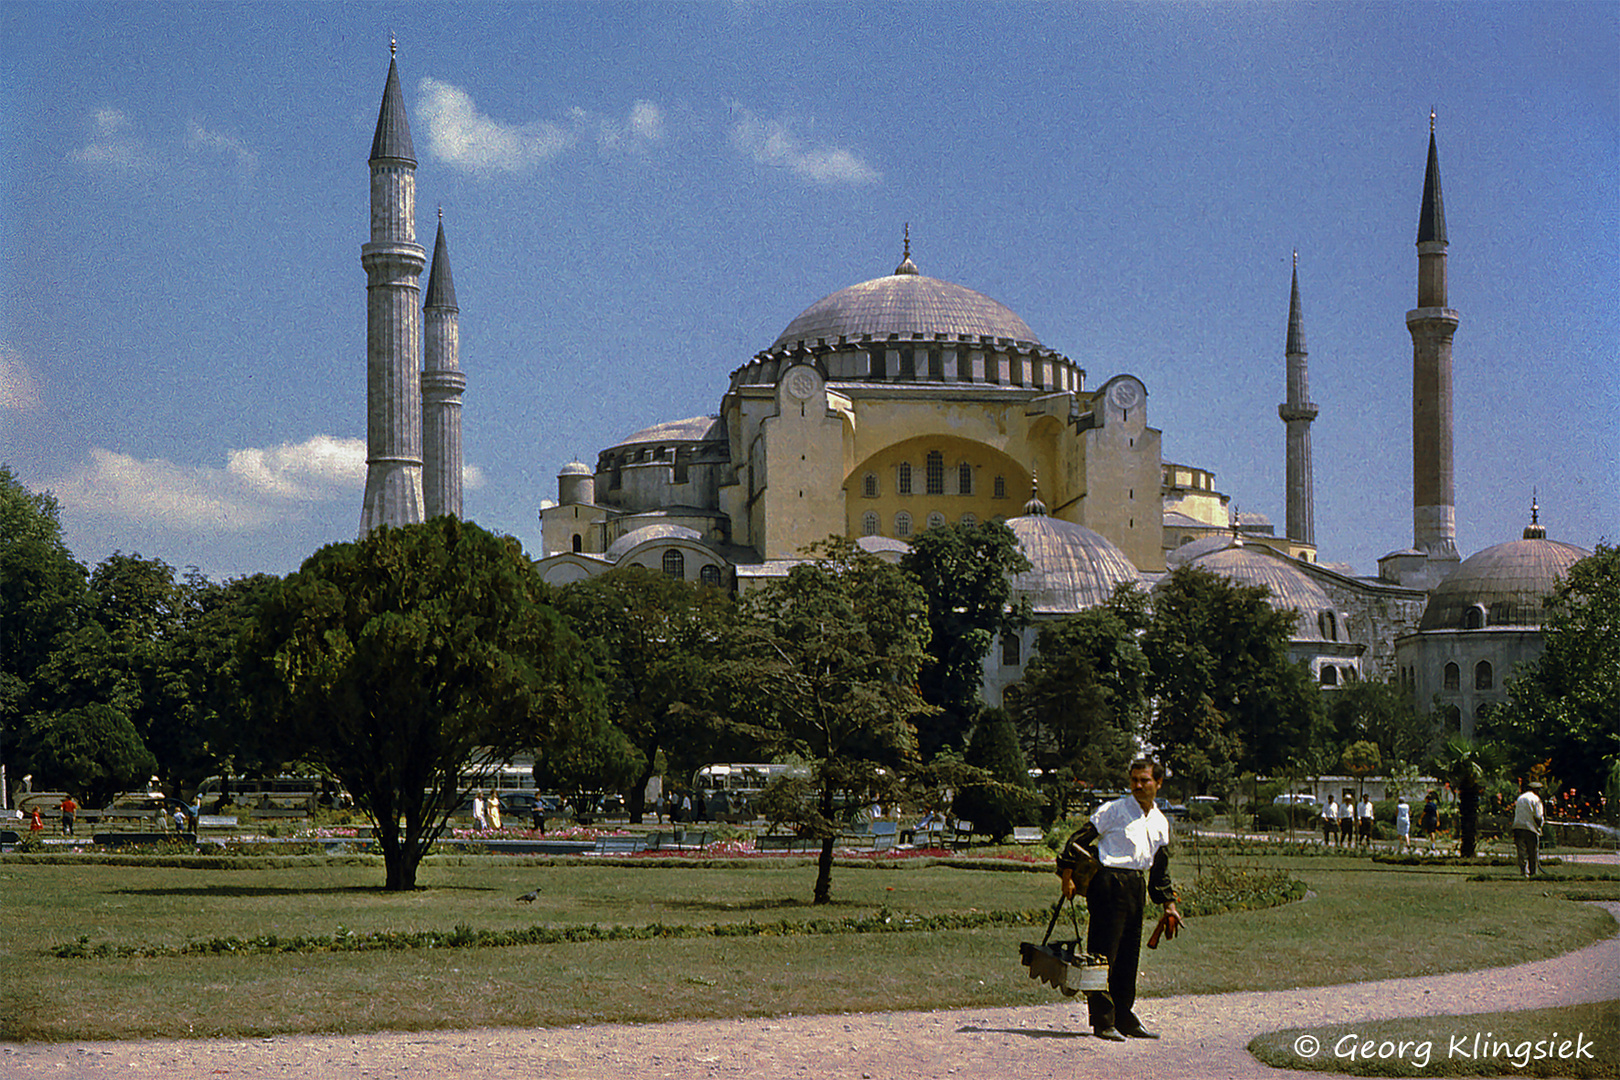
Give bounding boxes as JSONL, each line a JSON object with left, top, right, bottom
{"left": 1107, "top": 378, "right": 1142, "bottom": 410}
{"left": 785, "top": 367, "right": 820, "bottom": 400}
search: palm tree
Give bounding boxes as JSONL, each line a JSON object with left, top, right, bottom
{"left": 1431, "top": 737, "right": 1508, "bottom": 857}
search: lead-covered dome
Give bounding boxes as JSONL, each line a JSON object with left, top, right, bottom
{"left": 1005, "top": 505, "right": 1142, "bottom": 614}
{"left": 1419, "top": 536, "right": 1590, "bottom": 631}
{"left": 770, "top": 256, "right": 1039, "bottom": 351}
{"left": 1168, "top": 536, "right": 1340, "bottom": 642}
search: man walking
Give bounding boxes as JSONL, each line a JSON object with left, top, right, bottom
{"left": 1321, "top": 795, "right": 1338, "bottom": 846}
{"left": 1056, "top": 758, "right": 1180, "bottom": 1042}
{"left": 1512, "top": 780, "right": 1545, "bottom": 878}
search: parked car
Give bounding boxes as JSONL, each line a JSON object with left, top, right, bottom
{"left": 1155, "top": 797, "right": 1189, "bottom": 820}
{"left": 1272, "top": 793, "right": 1318, "bottom": 806}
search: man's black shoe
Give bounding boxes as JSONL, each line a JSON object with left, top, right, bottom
{"left": 1121, "top": 1024, "right": 1160, "bottom": 1039}
{"left": 1093, "top": 1026, "right": 1127, "bottom": 1042}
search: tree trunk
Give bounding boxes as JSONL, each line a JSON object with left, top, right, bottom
{"left": 628, "top": 752, "right": 658, "bottom": 825}
{"left": 814, "top": 836, "right": 835, "bottom": 905}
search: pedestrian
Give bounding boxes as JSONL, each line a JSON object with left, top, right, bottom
{"left": 472, "top": 791, "right": 487, "bottom": 832}
{"left": 1340, "top": 795, "right": 1355, "bottom": 847}
{"left": 487, "top": 791, "right": 502, "bottom": 831}
{"left": 1420, "top": 791, "right": 1440, "bottom": 849}
{"left": 1394, "top": 797, "right": 1411, "bottom": 852}
{"left": 59, "top": 794, "right": 78, "bottom": 836}
{"left": 29, "top": 808, "right": 44, "bottom": 835}
{"left": 1512, "top": 780, "right": 1545, "bottom": 878}
{"left": 1056, "top": 758, "right": 1181, "bottom": 1042}
{"left": 1321, "top": 796, "right": 1338, "bottom": 845}
{"left": 1358, "top": 794, "right": 1374, "bottom": 847}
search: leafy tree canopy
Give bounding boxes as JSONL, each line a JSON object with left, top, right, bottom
{"left": 30, "top": 702, "right": 157, "bottom": 809}
{"left": 900, "top": 520, "right": 1030, "bottom": 759}
{"left": 242, "top": 519, "right": 604, "bottom": 890}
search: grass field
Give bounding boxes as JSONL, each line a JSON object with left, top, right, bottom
{"left": 1, "top": 850, "right": 1613, "bottom": 1042}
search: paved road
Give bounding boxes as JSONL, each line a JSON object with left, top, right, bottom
{"left": 5, "top": 901, "right": 1615, "bottom": 1080}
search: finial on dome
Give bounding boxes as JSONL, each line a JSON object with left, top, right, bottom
{"left": 1022, "top": 469, "right": 1048, "bottom": 516}
{"left": 1523, "top": 490, "right": 1546, "bottom": 539}
{"left": 391, "top": 34, "right": 397, "bottom": 59}
{"left": 894, "top": 223, "right": 920, "bottom": 276}
{"left": 438, "top": 204, "right": 443, "bottom": 222}
{"left": 1430, "top": 107, "right": 1436, "bottom": 133}
{"left": 1293, "top": 249, "right": 1298, "bottom": 270}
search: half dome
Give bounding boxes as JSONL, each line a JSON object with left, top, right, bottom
{"left": 1169, "top": 538, "right": 1338, "bottom": 641}
{"left": 1419, "top": 537, "right": 1590, "bottom": 631}
{"left": 604, "top": 524, "right": 704, "bottom": 561}
{"left": 1005, "top": 513, "right": 1142, "bottom": 614}
{"left": 770, "top": 271, "right": 1039, "bottom": 351}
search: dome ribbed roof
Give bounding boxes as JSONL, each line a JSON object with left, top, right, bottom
{"left": 611, "top": 416, "right": 724, "bottom": 449}
{"left": 1006, "top": 514, "right": 1142, "bottom": 614}
{"left": 1419, "top": 537, "right": 1590, "bottom": 630}
{"left": 558, "top": 460, "right": 592, "bottom": 477}
{"left": 1169, "top": 538, "right": 1336, "bottom": 641}
{"left": 770, "top": 270, "right": 1039, "bottom": 351}
{"left": 605, "top": 524, "right": 703, "bottom": 561}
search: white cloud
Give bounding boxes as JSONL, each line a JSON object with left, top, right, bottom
{"left": 185, "top": 119, "right": 258, "bottom": 174}
{"left": 418, "top": 77, "right": 576, "bottom": 173}
{"left": 70, "top": 107, "right": 154, "bottom": 171}
{"left": 598, "top": 100, "right": 666, "bottom": 153}
{"left": 728, "top": 105, "right": 880, "bottom": 185}
{"left": 463, "top": 463, "right": 487, "bottom": 490}
{"left": 50, "top": 436, "right": 367, "bottom": 533}
{"left": 0, "top": 343, "right": 43, "bottom": 412}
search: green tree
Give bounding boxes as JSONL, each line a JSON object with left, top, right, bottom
{"left": 554, "top": 567, "right": 734, "bottom": 822}
{"left": 29, "top": 703, "right": 157, "bottom": 809}
{"left": 1340, "top": 739, "right": 1381, "bottom": 807}
{"left": 1005, "top": 584, "right": 1150, "bottom": 812}
{"left": 532, "top": 713, "right": 645, "bottom": 818}
{"left": 1142, "top": 565, "right": 1321, "bottom": 791}
{"left": 723, "top": 538, "right": 934, "bottom": 903}
{"left": 1328, "top": 680, "right": 1435, "bottom": 776}
{"left": 1485, "top": 543, "right": 1620, "bottom": 817}
{"left": 1431, "top": 737, "right": 1508, "bottom": 857}
{"left": 241, "top": 519, "right": 604, "bottom": 890}
{"left": 900, "top": 520, "right": 1030, "bottom": 759}
{"left": 952, "top": 706, "right": 1044, "bottom": 840}
{"left": 1, "top": 467, "right": 89, "bottom": 785}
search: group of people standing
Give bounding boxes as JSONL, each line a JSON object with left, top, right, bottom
{"left": 1320, "top": 791, "right": 1442, "bottom": 851}
{"left": 470, "top": 791, "right": 503, "bottom": 832}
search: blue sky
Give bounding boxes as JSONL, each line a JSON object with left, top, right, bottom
{"left": 2, "top": 1, "right": 1615, "bottom": 583}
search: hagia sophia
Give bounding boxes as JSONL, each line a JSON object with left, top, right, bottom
{"left": 354, "top": 50, "right": 1590, "bottom": 741}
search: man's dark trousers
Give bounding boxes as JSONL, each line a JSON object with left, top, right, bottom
{"left": 1086, "top": 867, "right": 1146, "bottom": 1031}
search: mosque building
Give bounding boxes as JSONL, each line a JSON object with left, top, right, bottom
{"left": 355, "top": 53, "right": 1590, "bottom": 731}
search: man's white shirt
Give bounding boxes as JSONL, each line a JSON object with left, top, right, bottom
{"left": 1090, "top": 796, "right": 1172, "bottom": 870}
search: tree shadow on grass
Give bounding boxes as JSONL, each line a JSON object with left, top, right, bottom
{"left": 110, "top": 883, "right": 496, "bottom": 898}
{"left": 661, "top": 897, "right": 827, "bottom": 913}
{"left": 958, "top": 1025, "right": 1087, "bottom": 1039}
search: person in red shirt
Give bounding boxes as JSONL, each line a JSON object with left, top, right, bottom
{"left": 29, "top": 808, "right": 44, "bottom": 833}
{"left": 59, "top": 795, "right": 78, "bottom": 836}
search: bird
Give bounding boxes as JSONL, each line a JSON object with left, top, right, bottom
{"left": 515, "top": 888, "right": 540, "bottom": 903}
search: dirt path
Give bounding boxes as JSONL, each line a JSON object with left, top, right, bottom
{"left": 4, "top": 901, "right": 1615, "bottom": 1080}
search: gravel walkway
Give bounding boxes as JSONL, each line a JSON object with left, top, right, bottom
{"left": 4, "top": 901, "right": 1615, "bottom": 1080}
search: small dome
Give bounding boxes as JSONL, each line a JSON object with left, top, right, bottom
{"left": 605, "top": 524, "right": 703, "bottom": 561}
{"left": 770, "top": 269, "right": 1039, "bottom": 351}
{"left": 610, "top": 415, "right": 724, "bottom": 450}
{"left": 1169, "top": 539, "right": 1337, "bottom": 641}
{"left": 558, "top": 460, "right": 593, "bottom": 477}
{"left": 1006, "top": 514, "right": 1142, "bottom": 614}
{"left": 1419, "top": 537, "right": 1590, "bottom": 630}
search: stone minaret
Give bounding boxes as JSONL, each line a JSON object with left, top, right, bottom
{"left": 1278, "top": 251, "right": 1317, "bottom": 547}
{"left": 422, "top": 209, "right": 464, "bottom": 519}
{"left": 1408, "top": 111, "right": 1460, "bottom": 565}
{"left": 359, "top": 41, "right": 427, "bottom": 535}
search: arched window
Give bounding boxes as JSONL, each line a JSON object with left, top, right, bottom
{"left": 1318, "top": 611, "right": 1338, "bottom": 641}
{"left": 898, "top": 462, "right": 913, "bottom": 496}
{"left": 699, "top": 563, "right": 721, "bottom": 587}
{"left": 863, "top": 472, "right": 879, "bottom": 498}
{"left": 1001, "top": 633, "right": 1022, "bottom": 667}
{"left": 1465, "top": 605, "right": 1486, "bottom": 630}
{"left": 1443, "top": 662, "right": 1461, "bottom": 692}
{"left": 1474, "top": 660, "right": 1493, "bottom": 691}
{"left": 958, "top": 461, "right": 973, "bottom": 495}
{"left": 1320, "top": 665, "right": 1339, "bottom": 686}
{"left": 926, "top": 451, "right": 945, "bottom": 495}
{"left": 862, "top": 511, "right": 880, "bottom": 536}
{"left": 993, "top": 475, "right": 1007, "bottom": 499}
{"left": 894, "top": 511, "right": 912, "bottom": 538}
{"left": 960, "top": 513, "right": 978, "bottom": 527}
{"left": 572, "top": 534, "right": 582, "bottom": 553}
{"left": 926, "top": 511, "right": 946, "bottom": 531}
{"left": 661, "top": 549, "right": 685, "bottom": 580}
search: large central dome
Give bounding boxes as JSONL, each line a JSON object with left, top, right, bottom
{"left": 770, "top": 252, "right": 1039, "bottom": 351}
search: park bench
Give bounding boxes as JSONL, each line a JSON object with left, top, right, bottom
{"left": 594, "top": 834, "right": 650, "bottom": 855}
{"left": 1011, "top": 826, "right": 1044, "bottom": 845}
{"left": 647, "top": 830, "right": 710, "bottom": 851}
{"left": 755, "top": 834, "right": 818, "bottom": 853}
{"left": 950, "top": 820, "right": 977, "bottom": 850}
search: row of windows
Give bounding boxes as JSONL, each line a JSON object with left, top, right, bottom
{"left": 862, "top": 453, "right": 1010, "bottom": 499}
{"left": 1396, "top": 660, "right": 1495, "bottom": 693}
{"left": 1318, "top": 665, "right": 1359, "bottom": 686}
{"left": 655, "top": 549, "right": 722, "bottom": 586}
{"left": 862, "top": 510, "right": 981, "bottom": 538}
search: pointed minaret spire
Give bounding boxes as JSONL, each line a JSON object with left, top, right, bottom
{"left": 1279, "top": 252, "right": 1318, "bottom": 547}
{"left": 1523, "top": 491, "right": 1546, "bottom": 540}
{"left": 423, "top": 210, "right": 466, "bottom": 520}
{"left": 1408, "top": 111, "right": 1460, "bottom": 567}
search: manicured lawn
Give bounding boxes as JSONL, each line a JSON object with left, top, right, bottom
{"left": 0, "top": 851, "right": 1612, "bottom": 1041}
